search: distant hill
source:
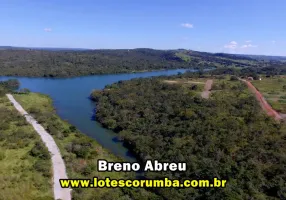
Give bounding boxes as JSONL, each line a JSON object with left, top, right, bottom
{"left": 0, "top": 47, "right": 281, "bottom": 77}
{"left": 0, "top": 46, "right": 90, "bottom": 51}
{"left": 237, "top": 54, "right": 286, "bottom": 61}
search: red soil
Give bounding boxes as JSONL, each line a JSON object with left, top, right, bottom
{"left": 244, "top": 80, "right": 282, "bottom": 121}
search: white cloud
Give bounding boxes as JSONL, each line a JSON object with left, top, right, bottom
{"left": 241, "top": 44, "right": 257, "bottom": 48}
{"left": 245, "top": 40, "right": 252, "bottom": 43}
{"left": 181, "top": 23, "right": 193, "bottom": 28}
{"left": 44, "top": 28, "right": 52, "bottom": 32}
{"left": 224, "top": 41, "right": 238, "bottom": 49}
{"left": 272, "top": 40, "right": 276, "bottom": 44}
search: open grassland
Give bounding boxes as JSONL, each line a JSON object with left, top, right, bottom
{"left": 13, "top": 93, "right": 159, "bottom": 200}
{"left": 252, "top": 76, "right": 286, "bottom": 113}
{"left": 0, "top": 95, "right": 53, "bottom": 200}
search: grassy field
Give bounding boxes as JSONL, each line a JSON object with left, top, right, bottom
{"left": 252, "top": 76, "right": 286, "bottom": 113}
{"left": 13, "top": 93, "right": 159, "bottom": 200}
{"left": 0, "top": 95, "right": 53, "bottom": 200}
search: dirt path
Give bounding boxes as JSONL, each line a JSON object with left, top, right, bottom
{"left": 163, "top": 80, "right": 205, "bottom": 84}
{"left": 6, "top": 94, "right": 71, "bottom": 200}
{"left": 201, "top": 80, "right": 213, "bottom": 99}
{"left": 240, "top": 80, "right": 282, "bottom": 121}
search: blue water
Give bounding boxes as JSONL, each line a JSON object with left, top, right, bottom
{"left": 0, "top": 69, "right": 189, "bottom": 162}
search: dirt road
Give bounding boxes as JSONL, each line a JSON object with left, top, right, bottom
{"left": 201, "top": 80, "right": 213, "bottom": 99}
{"left": 6, "top": 94, "right": 71, "bottom": 200}
{"left": 240, "top": 80, "right": 282, "bottom": 121}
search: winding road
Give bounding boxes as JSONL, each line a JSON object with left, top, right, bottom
{"left": 239, "top": 79, "right": 282, "bottom": 121}
{"left": 6, "top": 94, "right": 71, "bottom": 200}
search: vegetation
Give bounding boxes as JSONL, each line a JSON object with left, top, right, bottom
{"left": 91, "top": 74, "right": 286, "bottom": 199}
{"left": 13, "top": 93, "right": 160, "bottom": 200}
{"left": 0, "top": 48, "right": 269, "bottom": 77}
{"left": 252, "top": 76, "right": 286, "bottom": 113}
{"left": 0, "top": 79, "right": 19, "bottom": 90}
{"left": 0, "top": 81, "right": 53, "bottom": 200}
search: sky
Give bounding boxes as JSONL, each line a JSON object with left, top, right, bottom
{"left": 0, "top": 0, "right": 285, "bottom": 56}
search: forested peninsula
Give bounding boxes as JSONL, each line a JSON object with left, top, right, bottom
{"left": 0, "top": 48, "right": 274, "bottom": 77}
{"left": 91, "top": 73, "right": 286, "bottom": 199}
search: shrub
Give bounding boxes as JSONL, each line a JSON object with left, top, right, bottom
{"left": 230, "top": 76, "right": 238, "bottom": 81}
{"left": 81, "top": 163, "right": 96, "bottom": 176}
{"left": 0, "top": 151, "right": 5, "bottom": 160}
{"left": 18, "top": 88, "right": 31, "bottom": 94}
{"left": 0, "top": 122, "right": 9, "bottom": 130}
{"left": 190, "top": 84, "right": 198, "bottom": 90}
{"left": 33, "top": 160, "right": 51, "bottom": 177}
{"left": 47, "top": 125, "right": 58, "bottom": 135}
{"left": 29, "top": 107, "right": 41, "bottom": 114}
{"left": 69, "top": 125, "right": 77, "bottom": 132}
{"left": 30, "top": 142, "right": 50, "bottom": 160}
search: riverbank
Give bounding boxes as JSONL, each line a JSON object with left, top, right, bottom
{"left": 0, "top": 94, "right": 53, "bottom": 200}
{"left": 0, "top": 69, "right": 190, "bottom": 162}
{"left": 7, "top": 94, "right": 71, "bottom": 200}
{"left": 13, "top": 92, "right": 159, "bottom": 200}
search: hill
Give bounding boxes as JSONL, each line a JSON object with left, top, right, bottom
{"left": 0, "top": 48, "right": 269, "bottom": 77}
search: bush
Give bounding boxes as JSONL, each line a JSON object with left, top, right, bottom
{"left": 33, "top": 160, "right": 51, "bottom": 177}
{"left": 69, "top": 125, "right": 77, "bottom": 132}
{"left": 190, "top": 84, "right": 198, "bottom": 90}
{"left": 0, "top": 151, "right": 6, "bottom": 160}
{"left": 230, "top": 76, "right": 238, "bottom": 81}
{"left": 30, "top": 142, "right": 50, "bottom": 160}
{"left": 29, "top": 107, "right": 41, "bottom": 114}
{"left": 62, "top": 129, "right": 70, "bottom": 137}
{"left": 0, "top": 122, "right": 9, "bottom": 130}
{"left": 16, "top": 118, "right": 28, "bottom": 126}
{"left": 18, "top": 88, "right": 31, "bottom": 94}
{"left": 47, "top": 125, "right": 58, "bottom": 135}
{"left": 81, "top": 163, "right": 96, "bottom": 176}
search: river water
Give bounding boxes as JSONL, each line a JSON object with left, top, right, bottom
{"left": 0, "top": 69, "right": 189, "bottom": 162}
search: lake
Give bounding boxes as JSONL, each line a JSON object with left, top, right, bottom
{"left": 0, "top": 69, "right": 190, "bottom": 162}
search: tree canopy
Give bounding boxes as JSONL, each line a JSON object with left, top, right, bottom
{"left": 0, "top": 49, "right": 269, "bottom": 77}
{"left": 91, "top": 74, "right": 286, "bottom": 199}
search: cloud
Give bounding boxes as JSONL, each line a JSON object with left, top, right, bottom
{"left": 241, "top": 44, "right": 257, "bottom": 48}
{"left": 272, "top": 40, "right": 276, "bottom": 44}
{"left": 181, "top": 23, "right": 193, "bottom": 28}
{"left": 245, "top": 40, "right": 252, "bottom": 43}
{"left": 44, "top": 28, "right": 52, "bottom": 32}
{"left": 224, "top": 41, "right": 238, "bottom": 49}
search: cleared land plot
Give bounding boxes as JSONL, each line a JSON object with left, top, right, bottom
{"left": 252, "top": 76, "right": 286, "bottom": 113}
{"left": 163, "top": 76, "right": 238, "bottom": 98}
{"left": 163, "top": 78, "right": 208, "bottom": 95}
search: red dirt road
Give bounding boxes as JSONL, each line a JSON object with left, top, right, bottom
{"left": 242, "top": 80, "right": 282, "bottom": 121}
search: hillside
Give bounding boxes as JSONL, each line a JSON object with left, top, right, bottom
{"left": 0, "top": 48, "right": 268, "bottom": 77}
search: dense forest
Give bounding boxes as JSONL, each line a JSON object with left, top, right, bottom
{"left": 91, "top": 74, "right": 286, "bottom": 199}
{"left": 0, "top": 48, "right": 270, "bottom": 77}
